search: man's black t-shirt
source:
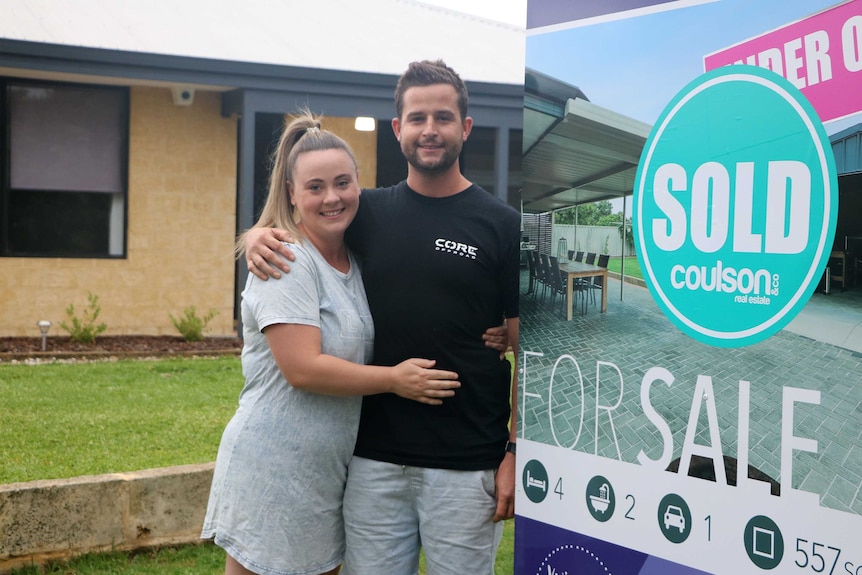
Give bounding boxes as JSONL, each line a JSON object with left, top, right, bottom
{"left": 346, "top": 181, "right": 520, "bottom": 470}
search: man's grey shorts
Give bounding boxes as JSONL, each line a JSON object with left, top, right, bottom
{"left": 342, "top": 456, "right": 503, "bottom": 575}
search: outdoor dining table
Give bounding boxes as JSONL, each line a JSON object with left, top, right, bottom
{"left": 559, "top": 260, "right": 609, "bottom": 320}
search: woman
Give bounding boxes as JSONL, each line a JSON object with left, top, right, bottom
{"left": 201, "top": 112, "right": 460, "bottom": 575}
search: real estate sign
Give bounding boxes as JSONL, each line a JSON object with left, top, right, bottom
{"left": 518, "top": 1, "right": 860, "bottom": 573}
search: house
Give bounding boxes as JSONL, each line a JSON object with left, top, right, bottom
{"left": 0, "top": 0, "right": 525, "bottom": 337}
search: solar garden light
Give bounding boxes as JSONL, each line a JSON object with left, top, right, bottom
{"left": 37, "top": 320, "right": 52, "bottom": 351}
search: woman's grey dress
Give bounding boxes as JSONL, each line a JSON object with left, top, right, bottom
{"left": 202, "top": 241, "right": 373, "bottom": 575}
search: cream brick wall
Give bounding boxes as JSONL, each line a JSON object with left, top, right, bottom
{"left": 0, "top": 87, "right": 237, "bottom": 337}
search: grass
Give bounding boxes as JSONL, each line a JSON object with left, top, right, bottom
{"left": 0, "top": 356, "right": 242, "bottom": 483}
{"left": 9, "top": 544, "right": 226, "bottom": 575}
{"left": 606, "top": 255, "right": 643, "bottom": 280}
{"left": 10, "top": 520, "right": 514, "bottom": 574}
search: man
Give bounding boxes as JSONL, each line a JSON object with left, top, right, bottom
{"left": 245, "top": 60, "right": 519, "bottom": 574}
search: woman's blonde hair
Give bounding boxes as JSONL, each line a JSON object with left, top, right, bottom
{"left": 235, "top": 109, "right": 359, "bottom": 257}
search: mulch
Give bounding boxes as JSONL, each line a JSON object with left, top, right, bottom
{"left": 0, "top": 335, "right": 243, "bottom": 361}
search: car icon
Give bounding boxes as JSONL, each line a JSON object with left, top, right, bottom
{"left": 663, "top": 505, "right": 686, "bottom": 533}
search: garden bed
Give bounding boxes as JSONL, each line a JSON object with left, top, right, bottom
{"left": 0, "top": 335, "right": 243, "bottom": 361}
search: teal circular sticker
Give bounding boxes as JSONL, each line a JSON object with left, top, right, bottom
{"left": 585, "top": 475, "right": 615, "bottom": 522}
{"left": 633, "top": 66, "right": 837, "bottom": 347}
{"left": 744, "top": 515, "right": 784, "bottom": 569}
{"left": 657, "top": 493, "right": 692, "bottom": 544}
{"left": 522, "top": 459, "right": 549, "bottom": 503}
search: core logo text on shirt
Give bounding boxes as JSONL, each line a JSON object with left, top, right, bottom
{"left": 435, "top": 238, "right": 478, "bottom": 260}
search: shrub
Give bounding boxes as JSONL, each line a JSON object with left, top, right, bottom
{"left": 170, "top": 306, "right": 218, "bottom": 342}
{"left": 60, "top": 292, "right": 108, "bottom": 344}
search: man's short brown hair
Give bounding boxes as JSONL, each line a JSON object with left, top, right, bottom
{"left": 394, "top": 60, "right": 469, "bottom": 121}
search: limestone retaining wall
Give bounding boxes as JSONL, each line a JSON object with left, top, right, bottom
{"left": 0, "top": 463, "right": 215, "bottom": 573}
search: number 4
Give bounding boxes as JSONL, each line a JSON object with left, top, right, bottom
{"left": 554, "top": 477, "right": 564, "bottom": 499}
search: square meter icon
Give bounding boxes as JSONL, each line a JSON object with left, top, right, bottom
{"left": 753, "top": 527, "right": 776, "bottom": 559}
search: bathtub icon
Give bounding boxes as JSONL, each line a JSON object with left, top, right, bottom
{"left": 589, "top": 483, "right": 611, "bottom": 513}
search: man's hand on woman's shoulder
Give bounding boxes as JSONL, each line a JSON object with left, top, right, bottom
{"left": 245, "top": 228, "right": 295, "bottom": 280}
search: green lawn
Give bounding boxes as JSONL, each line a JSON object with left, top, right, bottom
{"left": 10, "top": 544, "right": 226, "bottom": 575}
{"left": 606, "top": 256, "right": 643, "bottom": 280}
{"left": 0, "top": 356, "right": 242, "bottom": 483}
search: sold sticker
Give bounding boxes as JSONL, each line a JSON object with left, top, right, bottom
{"left": 633, "top": 65, "right": 838, "bottom": 347}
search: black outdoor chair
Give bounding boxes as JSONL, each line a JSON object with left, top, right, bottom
{"left": 574, "top": 251, "right": 584, "bottom": 262}
{"left": 586, "top": 252, "right": 596, "bottom": 265}
{"left": 531, "top": 250, "right": 546, "bottom": 299}
{"left": 525, "top": 250, "right": 538, "bottom": 295}
{"left": 548, "top": 256, "right": 569, "bottom": 316}
{"left": 538, "top": 253, "right": 552, "bottom": 301}
{"left": 588, "top": 254, "right": 610, "bottom": 307}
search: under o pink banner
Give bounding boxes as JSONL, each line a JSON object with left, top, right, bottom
{"left": 704, "top": 0, "right": 862, "bottom": 123}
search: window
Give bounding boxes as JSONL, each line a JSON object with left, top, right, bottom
{"left": 1, "top": 79, "right": 129, "bottom": 257}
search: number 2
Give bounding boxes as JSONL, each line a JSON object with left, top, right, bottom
{"left": 625, "top": 494, "right": 635, "bottom": 520}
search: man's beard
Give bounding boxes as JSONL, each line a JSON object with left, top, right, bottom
{"left": 402, "top": 139, "right": 462, "bottom": 175}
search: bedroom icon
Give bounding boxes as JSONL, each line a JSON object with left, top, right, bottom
{"left": 522, "top": 460, "right": 549, "bottom": 503}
